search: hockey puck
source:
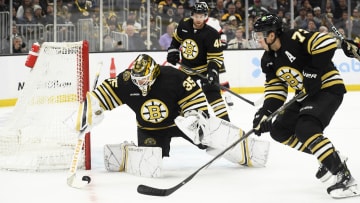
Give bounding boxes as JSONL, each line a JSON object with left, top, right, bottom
{"left": 82, "top": 175, "right": 91, "bottom": 184}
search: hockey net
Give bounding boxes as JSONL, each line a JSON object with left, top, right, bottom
{"left": 0, "top": 41, "right": 91, "bottom": 171}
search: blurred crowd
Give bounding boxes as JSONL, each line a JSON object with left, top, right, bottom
{"left": 1, "top": 0, "right": 360, "bottom": 54}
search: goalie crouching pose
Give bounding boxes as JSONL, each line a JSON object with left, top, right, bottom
{"left": 67, "top": 54, "right": 269, "bottom": 177}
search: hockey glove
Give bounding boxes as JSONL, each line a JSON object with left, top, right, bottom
{"left": 302, "top": 67, "right": 322, "bottom": 96}
{"left": 207, "top": 66, "right": 219, "bottom": 85}
{"left": 253, "top": 108, "right": 272, "bottom": 136}
{"left": 167, "top": 47, "right": 180, "bottom": 66}
{"left": 341, "top": 39, "right": 360, "bottom": 58}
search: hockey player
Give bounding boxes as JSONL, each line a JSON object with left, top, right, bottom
{"left": 252, "top": 13, "right": 359, "bottom": 198}
{"left": 167, "top": 1, "right": 231, "bottom": 122}
{"left": 66, "top": 54, "right": 269, "bottom": 177}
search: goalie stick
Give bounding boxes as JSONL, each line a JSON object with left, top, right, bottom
{"left": 66, "top": 61, "right": 103, "bottom": 189}
{"left": 137, "top": 92, "right": 305, "bottom": 196}
{"left": 178, "top": 62, "right": 263, "bottom": 107}
{"left": 323, "top": 14, "right": 360, "bottom": 61}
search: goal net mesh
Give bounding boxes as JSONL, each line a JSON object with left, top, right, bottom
{"left": 0, "top": 41, "right": 90, "bottom": 171}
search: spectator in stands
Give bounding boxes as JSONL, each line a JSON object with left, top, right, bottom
{"left": 69, "top": 0, "right": 93, "bottom": 24}
{"left": 16, "top": 0, "right": 33, "bottom": 19}
{"left": 159, "top": 22, "right": 176, "bottom": 50}
{"left": 158, "top": 0, "right": 177, "bottom": 34}
{"left": 139, "top": 27, "right": 161, "bottom": 50}
{"left": 313, "top": 6, "right": 322, "bottom": 26}
{"left": 158, "top": 0, "right": 177, "bottom": 16}
{"left": 300, "top": 0, "right": 313, "bottom": 13}
{"left": 333, "top": 0, "right": 348, "bottom": 21}
{"left": 45, "top": 3, "right": 65, "bottom": 25}
{"left": 125, "top": 24, "right": 145, "bottom": 51}
{"left": 2, "top": 35, "right": 27, "bottom": 54}
{"left": 248, "top": 0, "right": 269, "bottom": 19}
{"left": 210, "top": 0, "right": 227, "bottom": 21}
{"left": 228, "top": 26, "right": 251, "bottom": 49}
{"left": 33, "top": 4, "right": 46, "bottom": 25}
{"left": 108, "top": 21, "right": 121, "bottom": 33}
{"left": 351, "top": 8, "right": 360, "bottom": 39}
{"left": 173, "top": 3, "right": 188, "bottom": 23}
{"left": 221, "top": 3, "right": 242, "bottom": 25}
{"left": 303, "top": 10, "right": 320, "bottom": 29}
{"left": 107, "top": 12, "right": 122, "bottom": 32}
{"left": 294, "top": 7, "right": 307, "bottom": 29}
{"left": 260, "top": 0, "right": 277, "bottom": 13}
{"left": 277, "top": 0, "right": 291, "bottom": 13}
{"left": 122, "top": 11, "right": 142, "bottom": 33}
{"left": 334, "top": 11, "right": 349, "bottom": 36}
{"left": 234, "top": 0, "right": 245, "bottom": 20}
{"left": 306, "top": 19, "right": 318, "bottom": 32}
{"left": 0, "top": 0, "right": 9, "bottom": 12}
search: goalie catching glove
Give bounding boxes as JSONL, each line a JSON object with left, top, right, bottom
{"left": 64, "top": 92, "right": 104, "bottom": 133}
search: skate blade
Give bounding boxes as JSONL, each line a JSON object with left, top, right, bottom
{"left": 330, "top": 183, "right": 360, "bottom": 199}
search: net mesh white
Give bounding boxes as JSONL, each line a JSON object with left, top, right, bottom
{"left": 0, "top": 41, "right": 89, "bottom": 171}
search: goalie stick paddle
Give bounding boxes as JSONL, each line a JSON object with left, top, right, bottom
{"left": 177, "top": 62, "right": 258, "bottom": 106}
{"left": 137, "top": 92, "right": 305, "bottom": 196}
{"left": 66, "top": 61, "right": 102, "bottom": 189}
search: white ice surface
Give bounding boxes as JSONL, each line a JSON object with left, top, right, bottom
{"left": 0, "top": 92, "right": 359, "bottom": 203}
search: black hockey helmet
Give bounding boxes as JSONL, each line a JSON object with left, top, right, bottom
{"left": 130, "top": 54, "right": 160, "bottom": 96}
{"left": 253, "top": 13, "right": 283, "bottom": 36}
{"left": 192, "top": 2, "right": 209, "bottom": 15}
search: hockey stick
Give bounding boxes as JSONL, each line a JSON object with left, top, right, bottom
{"left": 323, "top": 14, "right": 360, "bottom": 61}
{"left": 66, "top": 61, "right": 103, "bottom": 188}
{"left": 178, "top": 62, "right": 262, "bottom": 106}
{"left": 137, "top": 92, "right": 305, "bottom": 196}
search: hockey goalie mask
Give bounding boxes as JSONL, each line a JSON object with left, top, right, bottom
{"left": 131, "top": 54, "right": 160, "bottom": 96}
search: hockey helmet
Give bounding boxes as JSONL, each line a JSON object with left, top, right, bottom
{"left": 192, "top": 2, "right": 209, "bottom": 16}
{"left": 131, "top": 54, "right": 160, "bottom": 96}
{"left": 253, "top": 13, "right": 283, "bottom": 39}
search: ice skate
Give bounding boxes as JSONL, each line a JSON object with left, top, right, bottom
{"left": 327, "top": 163, "right": 360, "bottom": 198}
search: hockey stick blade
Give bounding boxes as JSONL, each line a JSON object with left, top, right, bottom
{"left": 178, "top": 62, "right": 255, "bottom": 106}
{"left": 137, "top": 92, "right": 305, "bottom": 196}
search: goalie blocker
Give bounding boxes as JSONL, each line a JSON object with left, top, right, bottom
{"left": 175, "top": 110, "right": 270, "bottom": 167}
{"left": 104, "top": 142, "right": 162, "bottom": 178}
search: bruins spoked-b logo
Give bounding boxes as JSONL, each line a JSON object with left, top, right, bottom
{"left": 276, "top": 67, "right": 303, "bottom": 90}
{"left": 141, "top": 99, "right": 168, "bottom": 123}
{"left": 181, "top": 39, "right": 198, "bottom": 60}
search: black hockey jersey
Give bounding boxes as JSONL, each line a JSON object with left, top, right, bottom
{"left": 171, "top": 17, "right": 224, "bottom": 74}
{"left": 92, "top": 66, "right": 209, "bottom": 130}
{"left": 260, "top": 29, "right": 347, "bottom": 111}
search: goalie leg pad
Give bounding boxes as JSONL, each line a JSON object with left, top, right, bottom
{"left": 104, "top": 142, "right": 163, "bottom": 178}
{"left": 204, "top": 116, "right": 270, "bottom": 167}
{"left": 206, "top": 134, "right": 270, "bottom": 167}
{"left": 175, "top": 113, "right": 270, "bottom": 167}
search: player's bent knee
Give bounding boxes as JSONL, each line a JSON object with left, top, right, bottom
{"left": 104, "top": 141, "right": 162, "bottom": 178}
